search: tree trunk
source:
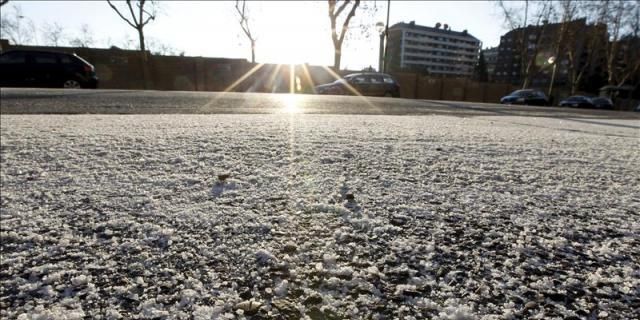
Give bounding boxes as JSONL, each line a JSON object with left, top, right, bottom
{"left": 572, "top": 73, "right": 583, "bottom": 94}
{"left": 520, "top": 0, "right": 529, "bottom": 84}
{"left": 607, "top": 53, "right": 615, "bottom": 85}
{"left": 522, "top": 59, "right": 533, "bottom": 89}
{"left": 138, "top": 28, "right": 145, "bottom": 53}
{"left": 333, "top": 49, "right": 341, "bottom": 70}
{"left": 251, "top": 39, "right": 256, "bottom": 63}
{"left": 569, "top": 66, "right": 577, "bottom": 95}
{"left": 138, "top": 27, "right": 150, "bottom": 90}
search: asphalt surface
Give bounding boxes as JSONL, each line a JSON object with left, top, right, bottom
{"left": 1, "top": 88, "right": 639, "bottom": 318}
{"left": 2, "top": 88, "right": 639, "bottom": 120}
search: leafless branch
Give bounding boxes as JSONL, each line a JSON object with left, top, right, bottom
{"left": 107, "top": 0, "right": 137, "bottom": 29}
{"left": 327, "top": 0, "right": 360, "bottom": 69}
{"left": 235, "top": 0, "right": 257, "bottom": 63}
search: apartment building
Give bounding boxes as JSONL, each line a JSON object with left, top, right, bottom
{"left": 493, "top": 18, "right": 607, "bottom": 88}
{"left": 386, "top": 21, "right": 481, "bottom": 77}
{"left": 483, "top": 47, "right": 498, "bottom": 81}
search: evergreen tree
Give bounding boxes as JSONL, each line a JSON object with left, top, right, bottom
{"left": 474, "top": 51, "right": 489, "bottom": 82}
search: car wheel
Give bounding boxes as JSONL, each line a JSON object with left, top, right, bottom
{"left": 63, "top": 79, "right": 82, "bottom": 89}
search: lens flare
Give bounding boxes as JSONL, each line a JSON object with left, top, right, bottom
{"left": 282, "top": 94, "right": 301, "bottom": 113}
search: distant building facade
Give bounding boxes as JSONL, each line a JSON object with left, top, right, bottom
{"left": 386, "top": 21, "right": 481, "bottom": 77}
{"left": 493, "top": 18, "right": 607, "bottom": 90}
{"left": 483, "top": 47, "right": 498, "bottom": 81}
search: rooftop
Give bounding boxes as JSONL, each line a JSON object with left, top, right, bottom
{"left": 390, "top": 22, "right": 479, "bottom": 41}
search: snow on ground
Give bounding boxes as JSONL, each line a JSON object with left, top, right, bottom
{"left": 1, "top": 114, "right": 639, "bottom": 319}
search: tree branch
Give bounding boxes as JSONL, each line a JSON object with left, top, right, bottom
{"left": 335, "top": 0, "right": 351, "bottom": 18}
{"left": 138, "top": 0, "right": 145, "bottom": 29}
{"left": 328, "top": 3, "right": 338, "bottom": 46}
{"left": 107, "top": 0, "right": 137, "bottom": 29}
{"left": 235, "top": 0, "right": 255, "bottom": 41}
{"left": 127, "top": 0, "right": 139, "bottom": 26}
{"left": 497, "top": 0, "right": 519, "bottom": 31}
{"left": 337, "top": 0, "right": 359, "bottom": 46}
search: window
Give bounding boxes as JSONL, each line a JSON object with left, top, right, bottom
{"left": 369, "top": 76, "right": 383, "bottom": 84}
{"left": 60, "top": 55, "right": 74, "bottom": 64}
{"left": 0, "top": 51, "right": 27, "bottom": 64}
{"left": 383, "top": 76, "right": 395, "bottom": 84}
{"left": 34, "top": 52, "right": 58, "bottom": 64}
{"left": 352, "top": 76, "right": 366, "bottom": 84}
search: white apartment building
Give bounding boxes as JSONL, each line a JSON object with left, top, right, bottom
{"left": 387, "top": 21, "right": 481, "bottom": 77}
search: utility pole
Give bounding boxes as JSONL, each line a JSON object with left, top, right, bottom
{"left": 376, "top": 22, "right": 385, "bottom": 72}
{"left": 547, "top": 56, "right": 557, "bottom": 103}
{"left": 383, "top": 0, "right": 390, "bottom": 73}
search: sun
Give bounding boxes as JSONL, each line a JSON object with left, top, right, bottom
{"left": 281, "top": 94, "right": 302, "bottom": 113}
{"left": 255, "top": 3, "right": 329, "bottom": 65}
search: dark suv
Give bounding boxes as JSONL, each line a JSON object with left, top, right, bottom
{"left": 0, "top": 50, "right": 98, "bottom": 89}
{"left": 315, "top": 73, "right": 400, "bottom": 97}
{"left": 500, "top": 89, "right": 548, "bottom": 106}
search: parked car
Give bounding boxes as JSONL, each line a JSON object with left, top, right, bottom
{"left": 0, "top": 49, "right": 98, "bottom": 89}
{"left": 315, "top": 73, "right": 400, "bottom": 97}
{"left": 559, "top": 96, "right": 595, "bottom": 108}
{"left": 500, "top": 89, "right": 548, "bottom": 106}
{"left": 590, "top": 97, "right": 614, "bottom": 110}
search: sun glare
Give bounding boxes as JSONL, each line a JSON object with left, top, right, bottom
{"left": 281, "top": 94, "right": 302, "bottom": 113}
{"left": 266, "top": 40, "right": 309, "bottom": 65}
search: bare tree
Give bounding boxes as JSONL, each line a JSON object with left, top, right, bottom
{"left": 545, "top": 0, "right": 575, "bottom": 95}
{"left": 106, "top": 0, "right": 157, "bottom": 52}
{"left": 614, "top": 34, "right": 640, "bottom": 86}
{"left": 42, "top": 22, "right": 66, "bottom": 46}
{"left": 584, "top": 0, "right": 639, "bottom": 85}
{"left": 106, "top": 0, "right": 158, "bottom": 88}
{"left": 558, "top": 1, "right": 607, "bottom": 94}
{"left": 608, "top": 0, "right": 640, "bottom": 86}
{"left": 328, "top": 0, "right": 361, "bottom": 70}
{"left": 0, "top": 5, "right": 37, "bottom": 45}
{"left": 340, "top": 1, "right": 379, "bottom": 66}
{"left": 497, "top": 0, "right": 554, "bottom": 89}
{"left": 120, "top": 34, "right": 136, "bottom": 50}
{"left": 234, "top": 0, "right": 257, "bottom": 63}
{"left": 146, "top": 36, "right": 178, "bottom": 56}
{"left": 70, "top": 24, "right": 95, "bottom": 48}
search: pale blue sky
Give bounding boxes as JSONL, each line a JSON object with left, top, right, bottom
{"left": 3, "top": 1, "right": 509, "bottom": 69}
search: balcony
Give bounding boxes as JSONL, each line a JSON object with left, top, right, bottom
{"left": 404, "top": 34, "right": 479, "bottom": 50}
{"left": 403, "top": 46, "right": 477, "bottom": 62}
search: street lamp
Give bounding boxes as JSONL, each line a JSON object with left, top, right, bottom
{"left": 376, "top": 21, "right": 385, "bottom": 73}
{"left": 547, "top": 56, "right": 557, "bottom": 101}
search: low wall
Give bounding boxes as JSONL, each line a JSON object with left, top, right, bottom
{"left": 2, "top": 42, "right": 555, "bottom": 105}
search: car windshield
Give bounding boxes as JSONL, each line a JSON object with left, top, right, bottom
{"left": 2, "top": 1, "right": 638, "bottom": 319}
{"left": 511, "top": 90, "right": 533, "bottom": 97}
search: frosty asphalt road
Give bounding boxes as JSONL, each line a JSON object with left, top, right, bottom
{"left": 1, "top": 89, "right": 639, "bottom": 319}
{"left": 2, "top": 88, "right": 640, "bottom": 119}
